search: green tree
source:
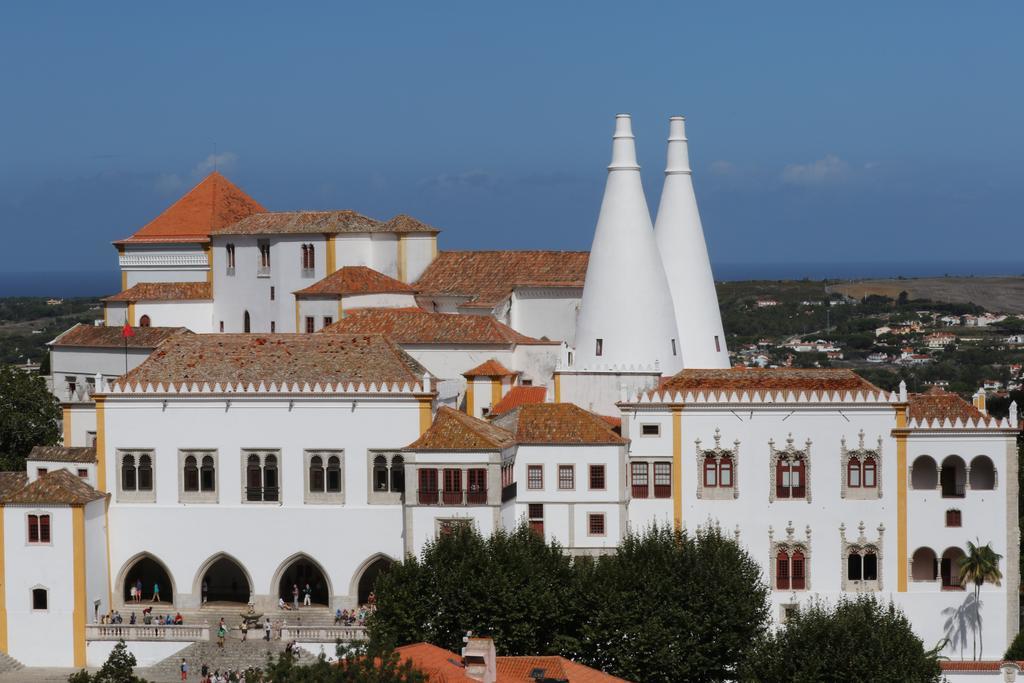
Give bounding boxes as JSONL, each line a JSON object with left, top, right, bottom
{"left": 67, "top": 640, "right": 148, "bottom": 683}
{"left": 0, "top": 363, "right": 60, "bottom": 470}
{"left": 575, "top": 524, "right": 770, "bottom": 683}
{"left": 369, "top": 524, "right": 578, "bottom": 656}
{"left": 263, "top": 648, "right": 426, "bottom": 682}
{"left": 959, "top": 540, "right": 1004, "bottom": 660}
{"left": 741, "top": 596, "right": 942, "bottom": 683}
{"left": 1005, "top": 629, "right": 1024, "bottom": 660}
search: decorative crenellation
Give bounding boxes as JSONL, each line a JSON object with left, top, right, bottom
{"left": 99, "top": 372, "right": 434, "bottom": 396}
{"left": 907, "top": 413, "right": 1017, "bottom": 431}
{"left": 629, "top": 388, "right": 902, "bottom": 406}
{"left": 768, "top": 434, "right": 813, "bottom": 504}
{"left": 695, "top": 428, "right": 740, "bottom": 500}
{"left": 839, "top": 521, "right": 885, "bottom": 592}
{"left": 558, "top": 360, "right": 662, "bottom": 373}
{"left": 840, "top": 430, "right": 883, "bottom": 500}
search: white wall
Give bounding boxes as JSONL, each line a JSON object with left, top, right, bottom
{"left": 555, "top": 371, "right": 661, "bottom": 416}
{"left": 85, "top": 498, "right": 111, "bottom": 626}
{"left": 344, "top": 292, "right": 417, "bottom": 310}
{"left": 26, "top": 460, "right": 97, "bottom": 488}
{"left": 133, "top": 301, "right": 213, "bottom": 333}
{"left": 52, "top": 346, "right": 153, "bottom": 403}
{"left": 510, "top": 288, "right": 582, "bottom": 345}
{"left": 402, "top": 235, "right": 435, "bottom": 284}
{"left": 121, "top": 245, "right": 209, "bottom": 288}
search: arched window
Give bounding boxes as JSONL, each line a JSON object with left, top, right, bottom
{"left": 138, "top": 454, "right": 153, "bottom": 491}
{"left": 301, "top": 244, "right": 309, "bottom": 269}
{"left": 246, "top": 455, "right": 262, "bottom": 501}
{"left": 138, "top": 314, "right": 151, "bottom": 327}
{"left": 910, "top": 455, "right": 938, "bottom": 489}
{"left": 704, "top": 458, "right": 717, "bottom": 487}
{"left": 969, "top": 456, "right": 995, "bottom": 490}
{"left": 776, "top": 458, "right": 805, "bottom": 499}
{"left": 183, "top": 456, "right": 199, "bottom": 492}
{"left": 719, "top": 458, "right": 733, "bottom": 487}
{"left": 327, "top": 456, "right": 341, "bottom": 493}
{"left": 32, "top": 588, "right": 48, "bottom": 611}
{"left": 911, "top": 547, "right": 938, "bottom": 581}
{"left": 863, "top": 457, "right": 877, "bottom": 488}
{"left": 390, "top": 455, "right": 404, "bottom": 493}
{"left": 373, "top": 455, "right": 388, "bottom": 491}
{"left": 776, "top": 551, "right": 790, "bottom": 590}
{"left": 863, "top": 552, "right": 877, "bottom": 581}
{"left": 264, "top": 455, "right": 279, "bottom": 501}
{"left": 122, "top": 454, "right": 137, "bottom": 491}
{"left": 200, "top": 455, "right": 216, "bottom": 492}
{"left": 791, "top": 551, "right": 806, "bottom": 590}
{"left": 847, "top": 456, "right": 861, "bottom": 488}
{"left": 309, "top": 456, "right": 325, "bottom": 493}
{"left": 847, "top": 552, "right": 862, "bottom": 580}
{"left": 307, "top": 244, "right": 315, "bottom": 269}
{"left": 226, "top": 243, "right": 236, "bottom": 270}
{"left": 243, "top": 311, "right": 251, "bottom": 333}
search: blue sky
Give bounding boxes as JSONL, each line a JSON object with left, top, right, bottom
{"left": 1, "top": 2, "right": 1021, "bottom": 276}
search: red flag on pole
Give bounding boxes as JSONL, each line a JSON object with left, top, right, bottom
{"left": 122, "top": 322, "right": 135, "bottom": 338}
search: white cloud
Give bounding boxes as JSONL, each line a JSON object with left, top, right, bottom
{"left": 709, "top": 160, "right": 735, "bottom": 176}
{"left": 154, "top": 173, "right": 183, "bottom": 195}
{"left": 781, "top": 154, "right": 849, "bottom": 185}
{"left": 192, "top": 152, "right": 237, "bottom": 177}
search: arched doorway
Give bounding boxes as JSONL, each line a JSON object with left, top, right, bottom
{"left": 275, "top": 555, "right": 330, "bottom": 607}
{"left": 356, "top": 557, "right": 393, "bottom": 605}
{"left": 200, "top": 555, "right": 252, "bottom": 604}
{"left": 121, "top": 554, "right": 174, "bottom": 604}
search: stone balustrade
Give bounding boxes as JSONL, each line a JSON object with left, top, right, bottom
{"left": 86, "top": 623, "right": 210, "bottom": 641}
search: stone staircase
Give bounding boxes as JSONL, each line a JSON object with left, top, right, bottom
{"left": 0, "top": 651, "right": 23, "bottom": 674}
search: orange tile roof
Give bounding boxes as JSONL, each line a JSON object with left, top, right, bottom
{"left": 394, "top": 643, "right": 474, "bottom": 682}
{"left": 407, "top": 406, "right": 515, "bottom": 450}
{"left": 103, "top": 282, "right": 212, "bottom": 302}
{"left": 118, "top": 172, "right": 266, "bottom": 244}
{"left": 415, "top": 251, "right": 589, "bottom": 309}
{"left": 492, "top": 403, "right": 626, "bottom": 445}
{"left": 394, "top": 643, "right": 629, "bottom": 683}
{"left": 321, "top": 308, "right": 556, "bottom": 346}
{"left": 28, "top": 446, "right": 97, "bottom": 464}
{"left": 0, "top": 469, "right": 105, "bottom": 505}
{"left": 212, "top": 211, "right": 438, "bottom": 236}
{"left": 294, "top": 266, "right": 414, "bottom": 298}
{"left": 659, "top": 368, "right": 881, "bottom": 395}
{"left": 0, "top": 472, "right": 28, "bottom": 500}
{"left": 491, "top": 386, "right": 547, "bottom": 415}
{"left": 117, "top": 333, "right": 428, "bottom": 389}
{"left": 49, "top": 323, "right": 191, "bottom": 349}
{"left": 908, "top": 387, "right": 990, "bottom": 424}
{"left": 463, "top": 359, "right": 519, "bottom": 377}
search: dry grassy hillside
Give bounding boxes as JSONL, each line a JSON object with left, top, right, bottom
{"left": 829, "top": 277, "right": 1024, "bottom": 314}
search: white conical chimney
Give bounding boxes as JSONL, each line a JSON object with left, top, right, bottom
{"left": 574, "top": 114, "right": 683, "bottom": 375}
{"left": 654, "top": 116, "right": 729, "bottom": 369}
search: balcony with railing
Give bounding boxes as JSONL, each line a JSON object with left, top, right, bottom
{"left": 86, "top": 623, "right": 209, "bottom": 642}
{"left": 246, "top": 486, "right": 280, "bottom": 502}
{"left": 418, "top": 488, "right": 489, "bottom": 506}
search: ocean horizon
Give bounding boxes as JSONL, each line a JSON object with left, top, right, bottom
{"left": 0, "top": 262, "right": 1021, "bottom": 298}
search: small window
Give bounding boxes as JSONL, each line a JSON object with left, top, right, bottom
{"left": 528, "top": 503, "right": 544, "bottom": 535}
{"left": 244, "top": 311, "right": 251, "bottom": 333}
{"left": 86, "top": 431, "right": 97, "bottom": 447}
{"left": 521, "top": 379, "right": 533, "bottom": 386}
{"left": 36, "top": 468, "right": 47, "bottom": 477}
{"left": 558, "top": 465, "right": 575, "bottom": 490}
{"left": 588, "top": 513, "right": 606, "bottom": 536}
{"left": 219, "top": 321, "right": 225, "bottom": 333}
{"left": 327, "top": 456, "right": 342, "bottom": 493}
{"left": 671, "top": 338, "right": 677, "bottom": 356}
{"left": 305, "top": 316, "right": 315, "bottom": 334}
{"left": 226, "top": 244, "right": 236, "bottom": 270}
{"left": 640, "top": 424, "right": 660, "bottom": 437}
{"left": 27, "top": 514, "right": 51, "bottom": 544}
{"left": 847, "top": 457, "right": 861, "bottom": 488}
{"left": 863, "top": 458, "right": 877, "bottom": 488}
{"left": 595, "top": 338, "right": 603, "bottom": 356}
{"left": 32, "top": 588, "right": 48, "bottom": 611}
{"left": 714, "top": 335, "right": 721, "bottom": 353}
{"left": 183, "top": 456, "right": 199, "bottom": 492}
{"left": 631, "top": 462, "right": 649, "bottom": 498}
{"left": 270, "top": 321, "right": 276, "bottom": 333}
{"left": 77, "top": 469, "right": 88, "bottom": 478}
{"left": 654, "top": 462, "right": 672, "bottom": 498}
{"left": 138, "top": 314, "right": 151, "bottom": 327}
{"left": 589, "top": 464, "right": 605, "bottom": 490}
{"left": 527, "top": 465, "right": 543, "bottom": 490}
{"left": 270, "top": 286, "right": 275, "bottom": 301}
{"left": 946, "top": 509, "right": 962, "bottom": 527}
{"left": 323, "top": 316, "right": 333, "bottom": 327}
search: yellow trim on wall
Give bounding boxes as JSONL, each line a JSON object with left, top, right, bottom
{"left": 419, "top": 398, "right": 432, "bottom": 435}
{"left": 103, "top": 304, "right": 109, "bottom": 325}
{"left": 553, "top": 374, "right": 561, "bottom": 403}
{"left": 397, "top": 236, "right": 407, "bottom": 283}
{"left": 63, "top": 406, "right": 73, "bottom": 445}
{"left": 672, "top": 407, "right": 683, "bottom": 528}
{"left": 205, "top": 244, "right": 213, "bottom": 285}
{"left": 295, "top": 301, "right": 301, "bottom": 333}
{"left": 72, "top": 506, "right": 87, "bottom": 668}
{"left": 337, "top": 297, "right": 344, "bottom": 322}
{"left": 490, "top": 379, "right": 502, "bottom": 411}
{"left": 895, "top": 404, "right": 908, "bottom": 592}
{"left": 431, "top": 235, "right": 438, "bottom": 261}
{"left": 326, "top": 235, "right": 337, "bottom": 273}
{"left": 95, "top": 397, "right": 106, "bottom": 493}
{"left": 103, "top": 498, "right": 113, "bottom": 610}
{"left": 127, "top": 302, "right": 136, "bottom": 327}
{"left": 0, "top": 506, "right": 7, "bottom": 654}
{"left": 465, "top": 382, "right": 475, "bottom": 416}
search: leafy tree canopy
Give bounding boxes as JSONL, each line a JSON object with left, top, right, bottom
{"left": 0, "top": 363, "right": 60, "bottom": 470}
{"left": 263, "top": 649, "right": 426, "bottom": 682}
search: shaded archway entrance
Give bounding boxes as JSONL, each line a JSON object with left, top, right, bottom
{"left": 201, "top": 556, "right": 251, "bottom": 604}
{"left": 121, "top": 554, "right": 174, "bottom": 604}
{"left": 276, "top": 555, "right": 330, "bottom": 606}
{"left": 356, "top": 557, "right": 393, "bottom": 605}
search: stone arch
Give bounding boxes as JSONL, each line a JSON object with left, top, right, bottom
{"left": 969, "top": 455, "right": 995, "bottom": 490}
{"left": 941, "top": 546, "right": 966, "bottom": 588}
{"left": 271, "top": 552, "right": 332, "bottom": 607}
{"left": 349, "top": 553, "right": 397, "bottom": 605}
{"left": 116, "top": 551, "right": 177, "bottom": 605}
{"left": 940, "top": 455, "right": 967, "bottom": 498}
{"left": 911, "top": 547, "right": 937, "bottom": 581}
{"left": 910, "top": 455, "right": 937, "bottom": 490}
{"left": 193, "top": 552, "right": 254, "bottom": 605}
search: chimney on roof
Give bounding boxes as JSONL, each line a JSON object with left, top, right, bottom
{"left": 461, "top": 636, "right": 496, "bottom": 683}
{"left": 973, "top": 388, "right": 987, "bottom": 415}
{"left": 573, "top": 114, "right": 682, "bottom": 375}
{"left": 653, "top": 116, "right": 729, "bottom": 369}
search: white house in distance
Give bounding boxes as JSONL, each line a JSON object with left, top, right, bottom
{"left": 3, "top": 113, "right": 1019, "bottom": 671}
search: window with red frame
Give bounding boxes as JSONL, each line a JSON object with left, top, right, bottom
{"left": 442, "top": 469, "right": 462, "bottom": 504}
{"left": 775, "top": 458, "right": 806, "bottom": 498}
{"left": 588, "top": 513, "right": 605, "bottom": 535}
{"left": 558, "top": 465, "right": 575, "bottom": 491}
{"left": 528, "top": 503, "right": 544, "bottom": 535}
{"left": 305, "top": 316, "right": 315, "bottom": 334}
{"left": 776, "top": 551, "right": 790, "bottom": 590}
{"left": 527, "top": 465, "right": 543, "bottom": 490}
{"left": 719, "top": 458, "right": 733, "bottom": 487}
{"left": 703, "top": 458, "right": 717, "bottom": 487}
{"left": 791, "top": 551, "right": 806, "bottom": 589}
{"left": 946, "top": 509, "right": 962, "bottom": 527}
{"left": 418, "top": 468, "right": 438, "bottom": 505}
{"left": 776, "top": 548, "right": 807, "bottom": 590}
{"left": 654, "top": 462, "right": 671, "bottom": 498}
{"left": 467, "top": 468, "right": 487, "bottom": 504}
{"left": 863, "top": 457, "right": 877, "bottom": 488}
{"left": 847, "top": 457, "right": 861, "bottom": 488}
{"left": 27, "top": 514, "right": 50, "bottom": 544}
{"left": 631, "top": 462, "right": 649, "bottom": 498}
{"left": 589, "top": 464, "right": 605, "bottom": 490}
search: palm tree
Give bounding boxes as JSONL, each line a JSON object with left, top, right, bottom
{"left": 958, "top": 540, "right": 1003, "bottom": 660}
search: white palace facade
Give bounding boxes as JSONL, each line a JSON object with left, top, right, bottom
{"left": 0, "top": 114, "right": 1017, "bottom": 669}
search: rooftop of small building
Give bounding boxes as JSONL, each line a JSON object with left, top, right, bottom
{"left": 115, "top": 333, "right": 429, "bottom": 390}
{"left": 406, "top": 406, "right": 516, "bottom": 451}
{"left": 321, "top": 308, "right": 557, "bottom": 346}
{"left": 394, "top": 642, "right": 628, "bottom": 682}
{"left": 490, "top": 386, "right": 547, "bottom": 415}
{"left": 211, "top": 211, "right": 437, "bottom": 236}
{"left": 414, "top": 250, "right": 589, "bottom": 309}
{"left": 293, "top": 266, "right": 414, "bottom": 298}
{"left": 492, "top": 403, "right": 627, "bottom": 446}
{"left": 463, "top": 359, "right": 519, "bottom": 378}
{"left": 27, "top": 446, "right": 97, "bottom": 464}
{"left": 0, "top": 469, "right": 105, "bottom": 506}
{"left": 658, "top": 367, "right": 882, "bottom": 394}
{"left": 103, "top": 281, "right": 212, "bottom": 302}
{"left": 908, "top": 387, "right": 990, "bottom": 425}
{"left": 116, "top": 171, "right": 266, "bottom": 245}
{"left": 49, "top": 323, "right": 192, "bottom": 349}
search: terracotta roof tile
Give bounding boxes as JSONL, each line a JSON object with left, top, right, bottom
{"left": 49, "top": 323, "right": 191, "bottom": 349}
{"left": 394, "top": 643, "right": 474, "bottom": 682}
{"left": 492, "top": 403, "right": 626, "bottom": 445}
{"left": 909, "top": 388, "right": 991, "bottom": 425}
{"left": 0, "top": 472, "right": 28, "bottom": 500}
{"left": 415, "top": 251, "right": 588, "bottom": 310}
{"left": 103, "top": 282, "right": 212, "bottom": 302}
{"left": 658, "top": 368, "right": 881, "bottom": 395}
{"left": 212, "top": 211, "right": 437, "bottom": 236}
{"left": 497, "top": 656, "right": 628, "bottom": 682}
{"left": 407, "top": 406, "right": 515, "bottom": 450}
{"left": 463, "top": 359, "right": 519, "bottom": 377}
{"left": 322, "top": 308, "right": 556, "bottom": 346}
{"left": 491, "top": 386, "right": 547, "bottom": 416}
{"left": 119, "top": 172, "right": 266, "bottom": 244}
{"left": 28, "top": 446, "right": 97, "bottom": 464}
{"left": 294, "top": 266, "right": 414, "bottom": 297}
{"left": 116, "top": 333, "right": 428, "bottom": 389}
{"left": 940, "top": 660, "right": 1021, "bottom": 671}
{"left": 0, "top": 469, "right": 105, "bottom": 505}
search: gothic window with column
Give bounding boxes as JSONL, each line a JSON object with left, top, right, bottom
{"left": 695, "top": 429, "right": 740, "bottom": 500}
{"left": 770, "top": 522, "right": 812, "bottom": 592}
{"left": 768, "top": 434, "right": 812, "bottom": 503}
{"left": 840, "top": 431, "right": 883, "bottom": 500}
{"left": 841, "top": 521, "right": 884, "bottom": 592}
